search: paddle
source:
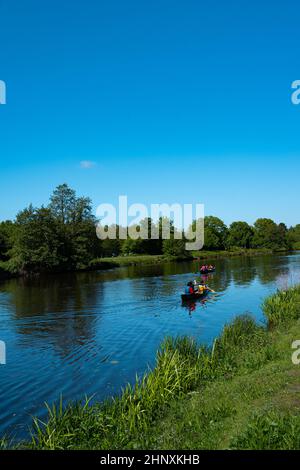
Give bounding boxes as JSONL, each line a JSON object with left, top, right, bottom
{"left": 207, "top": 287, "right": 216, "bottom": 293}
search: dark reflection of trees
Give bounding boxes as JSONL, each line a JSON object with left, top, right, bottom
{"left": 2, "top": 272, "right": 103, "bottom": 358}
{"left": 229, "top": 257, "right": 257, "bottom": 286}
{"left": 255, "top": 255, "right": 289, "bottom": 285}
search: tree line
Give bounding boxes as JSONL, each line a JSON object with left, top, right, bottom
{"left": 0, "top": 184, "right": 299, "bottom": 275}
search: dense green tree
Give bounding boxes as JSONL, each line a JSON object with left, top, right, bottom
{"left": 8, "top": 206, "right": 66, "bottom": 273}
{"left": 121, "top": 237, "right": 144, "bottom": 255}
{"left": 49, "top": 183, "right": 76, "bottom": 224}
{"left": 100, "top": 238, "right": 121, "bottom": 257}
{"left": 48, "top": 184, "right": 100, "bottom": 268}
{"left": 251, "top": 219, "right": 289, "bottom": 250}
{"left": 203, "top": 216, "right": 228, "bottom": 250}
{"left": 7, "top": 185, "right": 102, "bottom": 273}
{"left": 226, "top": 221, "right": 254, "bottom": 249}
{"left": 162, "top": 238, "right": 186, "bottom": 257}
{"left": 68, "top": 218, "right": 101, "bottom": 268}
{"left": 288, "top": 224, "right": 300, "bottom": 249}
{"left": 277, "top": 223, "right": 291, "bottom": 249}
{"left": 0, "top": 220, "right": 15, "bottom": 261}
{"left": 139, "top": 217, "right": 163, "bottom": 254}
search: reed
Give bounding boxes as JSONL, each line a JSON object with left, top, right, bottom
{"left": 263, "top": 285, "right": 300, "bottom": 328}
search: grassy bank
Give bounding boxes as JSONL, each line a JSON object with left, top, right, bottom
{"left": 89, "top": 248, "right": 276, "bottom": 271}
{"left": 2, "top": 285, "right": 300, "bottom": 450}
{"left": 0, "top": 254, "right": 190, "bottom": 279}
{"left": 191, "top": 247, "right": 275, "bottom": 259}
{"left": 88, "top": 254, "right": 181, "bottom": 269}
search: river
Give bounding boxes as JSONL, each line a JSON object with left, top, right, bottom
{"left": 1, "top": 252, "right": 300, "bottom": 439}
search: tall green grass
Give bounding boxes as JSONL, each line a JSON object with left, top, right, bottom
{"left": 263, "top": 285, "right": 300, "bottom": 328}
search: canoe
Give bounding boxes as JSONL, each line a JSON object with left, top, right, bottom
{"left": 200, "top": 268, "right": 215, "bottom": 274}
{"left": 181, "top": 289, "right": 209, "bottom": 302}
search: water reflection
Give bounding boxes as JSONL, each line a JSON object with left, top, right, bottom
{"left": 1, "top": 274, "right": 103, "bottom": 358}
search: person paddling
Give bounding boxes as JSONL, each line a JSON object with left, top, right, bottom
{"left": 199, "top": 279, "right": 215, "bottom": 293}
{"left": 185, "top": 282, "right": 194, "bottom": 295}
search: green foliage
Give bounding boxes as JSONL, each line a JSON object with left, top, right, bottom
{"left": 7, "top": 185, "right": 101, "bottom": 274}
{"left": 0, "top": 220, "right": 15, "bottom": 261}
{"left": 100, "top": 237, "right": 121, "bottom": 257}
{"left": 7, "top": 206, "right": 66, "bottom": 273}
{"left": 288, "top": 224, "right": 300, "bottom": 249}
{"left": 231, "top": 410, "right": 300, "bottom": 449}
{"left": 226, "top": 221, "right": 254, "bottom": 249}
{"left": 263, "top": 286, "right": 300, "bottom": 327}
{"left": 48, "top": 183, "right": 76, "bottom": 224}
{"left": 0, "top": 184, "right": 297, "bottom": 275}
{"left": 162, "top": 238, "right": 186, "bottom": 257}
{"left": 252, "top": 218, "right": 290, "bottom": 250}
{"left": 204, "top": 216, "right": 228, "bottom": 250}
{"left": 121, "top": 237, "right": 145, "bottom": 255}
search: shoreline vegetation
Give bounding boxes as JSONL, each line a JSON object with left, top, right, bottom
{"left": 1, "top": 183, "right": 300, "bottom": 280}
{"left": 94, "top": 247, "right": 284, "bottom": 269}
{"left": 0, "top": 248, "right": 292, "bottom": 281}
{"left": 2, "top": 285, "right": 300, "bottom": 450}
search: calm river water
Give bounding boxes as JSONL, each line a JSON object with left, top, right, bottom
{"left": 1, "top": 252, "right": 300, "bottom": 439}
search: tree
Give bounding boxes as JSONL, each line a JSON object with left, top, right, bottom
{"left": 121, "top": 237, "right": 144, "bottom": 255}
{"left": 251, "top": 219, "right": 289, "bottom": 250}
{"left": 8, "top": 206, "right": 66, "bottom": 273}
{"left": 7, "top": 184, "right": 102, "bottom": 274}
{"left": 49, "top": 184, "right": 100, "bottom": 268}
{"left": 277, "top": 223, "right": 291, "bottom": 249}
{"left": 288, "top": 224, "right": 300, "bottom": 249}
{"left": 139, "top": 217, "right": 162, "bottom": 254}
{"left": 203, "top": 216, "right": 228, "bottom": 250}
{"left": 0, "top": 220, "right": 15, "bottom": 261}
{"left": 69, "top": 218, "right": 101, "bottom": 268}
{"left": 49, "top": 183, "right": 76, "bottom": 224}
{"left": 162, "top": 238, "right": 186, "bottom": 257}
{"left": 226, "top": 221, "right": 254, "bottom": 249}
{"left": 100, "top": 238, "right": 121, "bottom": 257}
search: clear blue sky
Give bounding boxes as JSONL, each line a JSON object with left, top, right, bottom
{"left": 0, "top": 0, "right": 300, "bottom": 226}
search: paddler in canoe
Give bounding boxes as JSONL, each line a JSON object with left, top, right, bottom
{"left": 200, "top": 265, "right": 215, "bottom": 274}
{"left": 182, "top": 280, "right": 214, "bottom": 301}
{"left": 195, "top": 279, "right": 215, "bottom": 293}
{"left": 185, "top": 281, "right": 195, "bottom": 295}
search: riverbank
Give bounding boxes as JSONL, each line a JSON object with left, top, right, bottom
{"left": 2, "top": 284, "right": 300, "bottom": 450}
{"left": 89, "top": 248, "right": 276, "bottom": 270}
{"left": 0, "top": 248, "right": 277, "bottom": 281}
